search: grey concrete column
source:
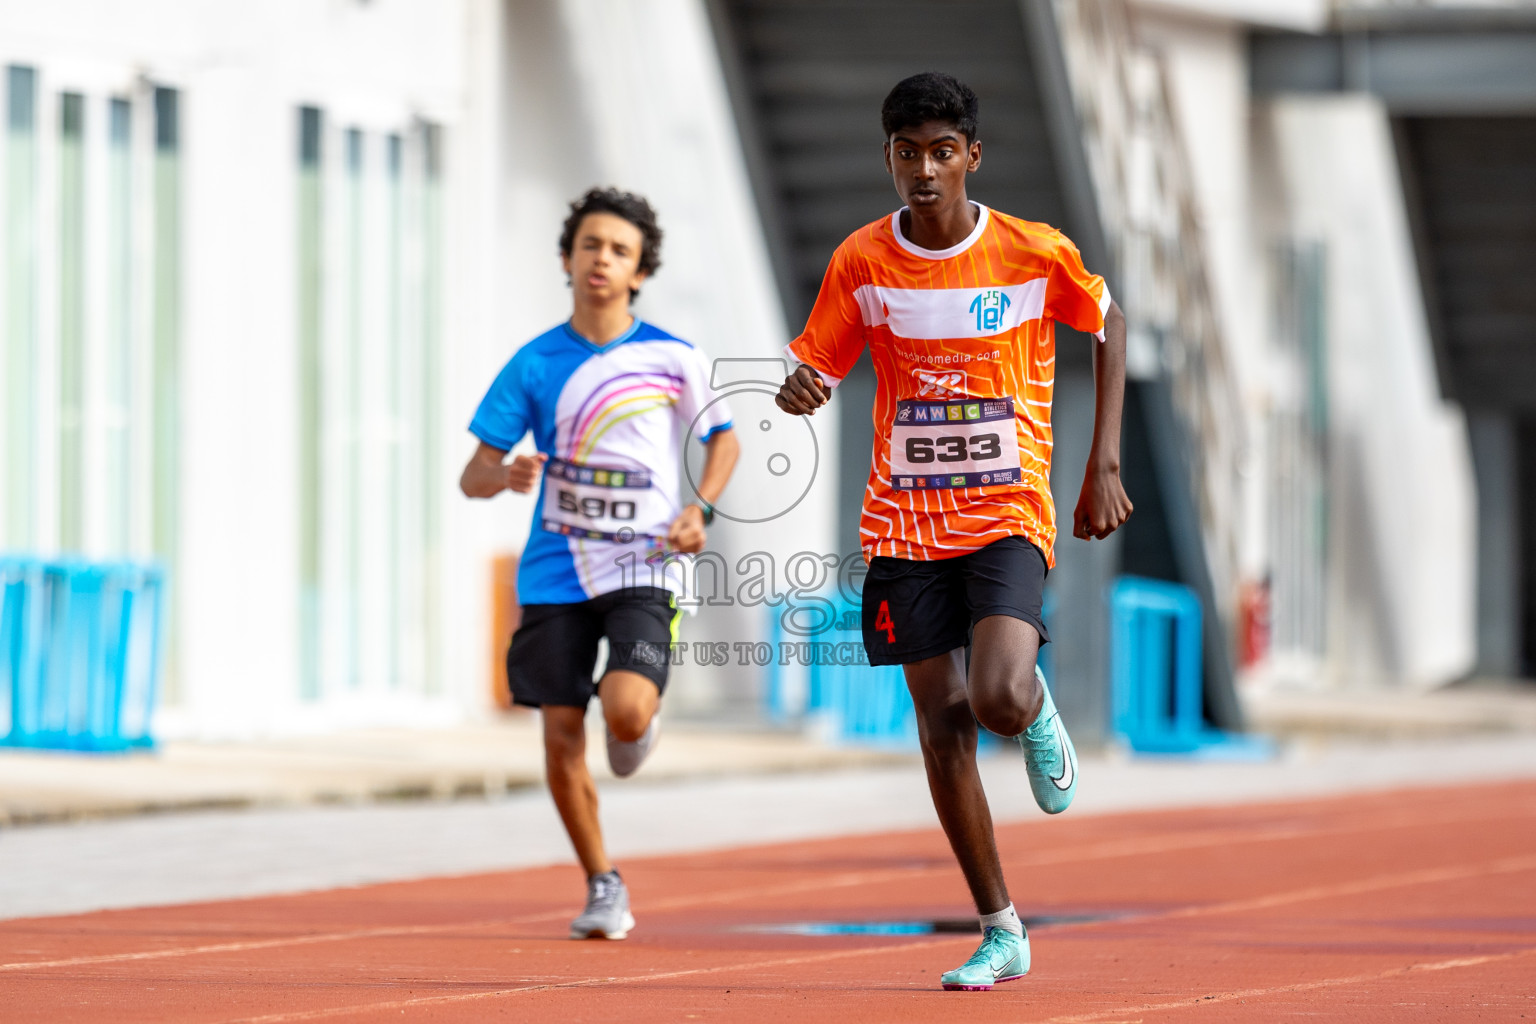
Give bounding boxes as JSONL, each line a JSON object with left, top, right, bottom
{"left": 1468, "top": 411, "right": 1522, "bottom": 678}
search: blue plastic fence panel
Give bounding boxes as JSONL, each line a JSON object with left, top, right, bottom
{"left": 1108, "top": 575, "right": 1270, "bottom": 759}
{"left": 764, "top": 600, "right": 917, "bottom": 748}
{"left": 827, "top": 657, "right": 918, "bottom": 747}
{"left": 763, "top": 595, "right": 1042, "bottom": 750}
{"left": 1109, "top": 576, "right": 1202, "bottom": 749}
{"left": 0, "top": 556, "right": 166, "bottom": 752}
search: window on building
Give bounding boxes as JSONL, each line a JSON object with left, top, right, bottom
{"left": 4, "top": 66, "right": 39, "bottom": 551}
{"left": 296, "top": 107, "right": 444, "bottom": 702}
{"left": 1268, "top": 241, "right": 1329, "bottom": 674}
{"left": 105, "top": 97, "right": 133, "bottom": 555}
{"left": 2, "top": 67, "right": 181, "bottom": 694}
{"left": 2, "top": 70, "right": 178, "bottom": 566}
{"left": 151, "top": 87, "right": 180, "bottom": 611}
{"left": 57, "top": 92, "right": 85, "bottom": 551}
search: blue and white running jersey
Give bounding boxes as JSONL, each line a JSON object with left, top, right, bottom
{"left": 470, "top": 319, "right": 733, "bottom": 605}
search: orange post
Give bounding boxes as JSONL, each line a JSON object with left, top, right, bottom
{"left": 489, "top": 553, "right": 521, "bottom": 711}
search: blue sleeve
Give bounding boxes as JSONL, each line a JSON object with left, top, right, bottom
{"left": 468, "top": 353, "right": 532, "bottom": 451}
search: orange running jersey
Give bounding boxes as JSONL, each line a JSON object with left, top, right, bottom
{"left": 786, "top": 203, "right": 1110, "bottom": 567}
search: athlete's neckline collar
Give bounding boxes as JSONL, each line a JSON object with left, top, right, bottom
{"left": 891, "top": 202, "right": 989, "bottom": 260}
{"left": 562, "top": 316, "right": 643, "bottom": 353}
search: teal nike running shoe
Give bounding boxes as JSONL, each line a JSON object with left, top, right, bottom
{"left": 1019, "top": 664, "right": 1078, "bottom": 814}
{"left": 940, "top": 926, "right": 1030, "bottom": 991}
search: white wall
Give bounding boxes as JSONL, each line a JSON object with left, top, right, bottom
{"left": 1, "top": 1, "right": 482, "bottom": 739}
{"left": 1132, "top": 0, "right": 1327, "bottom": 31}
{"left": 4, "top": 0, "right": 809, "bottom": 734}
{"left": 1262, "top": 96, "right": 1474, "bottom": 689}
{"left": 178, "top": 3, "right": 471, "bottom": 737}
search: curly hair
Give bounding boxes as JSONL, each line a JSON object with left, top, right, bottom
{"left": 881, "top": 72, "right": 979, "bottom": 144}
{"left": 558, "top": 187, "right": 664, "bottom": 298}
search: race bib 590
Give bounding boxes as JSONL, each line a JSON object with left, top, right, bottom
{"left": 541, "top": 457, "right": 669, "bottom": 543}
{"left": 889, "top": 397, "right": 1021, "bottom": 491}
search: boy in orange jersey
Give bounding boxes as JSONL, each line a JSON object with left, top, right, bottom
{"left": 776, "top": 72, "right": 1133, "bottom": 990}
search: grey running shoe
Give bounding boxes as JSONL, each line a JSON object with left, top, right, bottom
{"left": 570, "top": 870, "right": 635, "bottom": 940}
{"left": 606, "top": 713, "right": 659, "bottom": 779}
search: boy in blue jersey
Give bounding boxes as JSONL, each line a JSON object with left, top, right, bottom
{"left": 461, "top": 188, "right": 740, "bottom": 939}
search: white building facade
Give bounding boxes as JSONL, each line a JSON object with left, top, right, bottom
{"left": 0, "top": 0, "right": 812, "bottom": 739}
{"left": 1126, "top": 0, "right": 1477, "bottom": 690}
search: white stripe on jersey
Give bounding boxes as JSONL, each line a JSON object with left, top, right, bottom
{"left": 851, "top": 279, "right": 1048, "bottom": 340}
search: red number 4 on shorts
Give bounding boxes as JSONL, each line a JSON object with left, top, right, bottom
{"left": 875, "top": 600, "right": 896, "bottom": 643}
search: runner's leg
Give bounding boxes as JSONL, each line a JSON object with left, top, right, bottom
{"left": 904, "top": 647, "right": 1010, "bottom": 916}
{"left": 595, "top": 588, "right": 674, "bottom": 775}
{"left": 542, "top": 705, "right": 612, "bottom": 877}
{"left": 966, "top": 615, "right": 1044, "bottom": 738}
{"left": 597, "top": 670, "right": 659, "bottom": 742}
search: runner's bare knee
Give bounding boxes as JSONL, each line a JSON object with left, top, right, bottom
{"left": 605, "top": 704, "right": 650, "bottom": 743}
{"left": 967, "top": 616, "right": 1043, "bottom": 734}
{"left": 599, "top": 671, "right": 656, "bottom": 742}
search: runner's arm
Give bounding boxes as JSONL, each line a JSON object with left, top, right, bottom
{"left": 1072, "top": 299, "right": 1133, "bottom": 540}
{"left": 669, "top": 427, "right": 739, "bottom": 552}
{"left": 460, "top": 441, "right": 546, "bottom": 498}
{"left": 694, "top": 427, "right": 739, "bottom": 510}
{"left": 779, "top": 242, "right": 865, "bottom": 415}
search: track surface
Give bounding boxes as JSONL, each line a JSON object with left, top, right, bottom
{"left": 4, "top": 780, "right": 1534, "bottom": 1022}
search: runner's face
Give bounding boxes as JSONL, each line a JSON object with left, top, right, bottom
{"left": 884, "top": 121, "right": 981, "bottom": 214}
{"left": 563, "top": 212, "right": 648, "bottom": 305}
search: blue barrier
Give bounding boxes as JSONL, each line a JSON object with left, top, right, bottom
{"left": 1109, "top": 576, "right": 1270, "bottom": 759}
{"left": 812, "top": 654, "right": 919, "bottom": 748}
{"left": 764, "top": 601, "right": 917, "bottom": 748}
{"left": 0, "top": 556, "right": 166, "bottom": 752}
{"left": 763, "top": 598, "right": 1029, "bottom": 750}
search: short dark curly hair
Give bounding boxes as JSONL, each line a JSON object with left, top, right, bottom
{"left": 558, "top": 187, "right": 663, "bottom": 298}
{"left": 881, "top": 72, "right": 979, "bottom": 144}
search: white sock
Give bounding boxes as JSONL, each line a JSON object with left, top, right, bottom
{"left": 979, "top": 903, "right": 1024, "bottom": 936}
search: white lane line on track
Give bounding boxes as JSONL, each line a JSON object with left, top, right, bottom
{"left": 212, "top": 889, "right": 1536, "bottom": 1024}
{"left": 7, "top": 852, "right": 1536, "bottom": 1024}
{"left": 1034, "top": 946, "right": 1536, "bottom": 1024}
{"left": 1152, "top": 852, "right": 1536, "bottom": 924}
{"left": 209, "top": 938, "right": 957, "bottom": 1024}
{"left": 0, "top": 868, "right": 915, "bottom": 973}
{"left": 2, "top": 802, "right": 1531, "bottom": 973}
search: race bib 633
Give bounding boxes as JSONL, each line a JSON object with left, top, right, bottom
{"left": 889, "top": 397, "right": 1021, "bottom": 491}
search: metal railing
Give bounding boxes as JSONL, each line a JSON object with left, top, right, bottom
{"left": 1054, "top": 0, "right": 1248, "bottom": 627}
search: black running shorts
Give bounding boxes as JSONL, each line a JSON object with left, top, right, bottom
{"left": 861, "top": 535, "right": 1049, "bottom": 667}
{"left": 506, "top": 587, "right": 679, "bottom": 708}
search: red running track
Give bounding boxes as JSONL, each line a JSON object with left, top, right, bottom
{"left": 4, "top": 780, "right": 1536, "bottom": 1022}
